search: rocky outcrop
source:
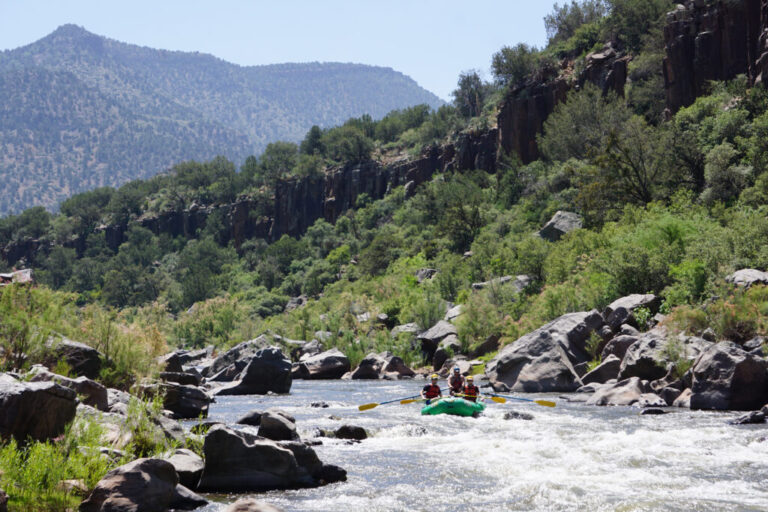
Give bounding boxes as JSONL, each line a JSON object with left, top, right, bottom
{"left": 581, "top": 354, "right": 621, "bottom": 385}
{"left": 215, "top": 347, "right": 292, "bottom": 396}
{"left": 161, "top": 448, "right": 205, "bottom": 491}
{"left": 350, "top": 352, "right": 415, "bottom": 380}
{"left": 471, "top": 275, "right": 532, "bottom": 292}
{"left": 485, "top": 310, "right": 604, "bottom": 392}
{"left": 334, "top": 425, "right": 368, "bottom": 440}
{"left": 690, "top": 341, "right": 768, "bottom": 410}
{"left": 28, "top": 366, "right": 108, "bottom": 411}
{"left": 0, "top": 374, "right": 77, "bottom": 442}
{"left": 140, "top": 383, "right": 211, "bottom": 419}
{"left": 585, "top": 378, "right": 667, "bottom": 407}
{"left": 197, "top": 425, "right": 346, "bottom": 492}
{"left": 417, "top": 321, "right": 458, "bottom": 362}
{"left": 79, "top": 458, "right": 207, "bottom": 512}
{"left": 204, "top": 337, "right": 269, "bottom": 378}
{"left": 602, "top": 294, "right": 659, "bottom": 331}
{"left": 726, "top": 268, "right": 768, "bottom": 288}
{"left": 663, "top": 0, "right": 763, "bottom": 113}
{"left": 258, "top": 410, "right": 299, "bottom": 441}
{"left": 538, "top": 211, "right": 583, "bottom": 242}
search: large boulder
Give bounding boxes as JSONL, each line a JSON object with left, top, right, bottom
{"left": 293, "top": 339, "right": 323, "bottom": 361}
{"left": 602, "top": 294, "right": 659, "bottom": 330}
{"left": 432, "top": 335, "right": 462, "bottom": 371}
{"left": 48, "top": 338, "right": 102, "bottom": 379}
{"left": 600, "top": 334, "right": 639, "bottom": 361}
{"left": 158, "top": 352, "right": 184, "bottom": 374}
{"left": 417, "top": 321, "right": 458, "bottom": 361}
{"left": 585, "top": 378, "right": 667, "bottom": 407}
{"left": 197, "top": 425, "right": 346, "bottom": 492}
{"left": 301, "top": 349, "right": 350, "bottom": 380}
{"left": 79, "top": 458, "right": 207, "bottom": 512}
{"left": 204, "top": 336, "right": 269, "bottom": 377}
{"left": 161, "top": 448, "right": 204, "bottom": 490}
{"left": 690, "top": 342, "right": 768, "bottom": 410}
{"left": 581, "top": 355, "right": 621, "bottom": 385}
{"left": 258, "top": 410, "right": 299, "bottom": 441}
{"left": 0, "top": 374, "right": 77, "bottom": 442}
{"left": 28, "top": 366, "right": 108, "bottom": 411}
{"left": 215, "top": 347, "right": 292, "bottom": 396}
{"left": 444, "top": 304, "right": 463, "bottom": 322}
{"left": 350, "top": 352, "right": 414, "bottom": 380}
{"left": 390, "top": 323, "right": 421, "bottom": 339}
{"left": 140, "top": 383, "right": 211, "bottom": 419}
{"left": 538, "top": 211, "right": 582, "bottom": 241}
{"left": 236, "top": 409, "right": 262, "bottom": 427}
{"left": 726, "top": 269, "right": 768, "bottom": 288}
{"left": 485, "top": 310, "right": 604, "bottom": 392}
{"left": 159, "top": 371, "right": 201, "bottom": 387}
{"left": 617, "top": 330, "right": 668, "bottom": 381}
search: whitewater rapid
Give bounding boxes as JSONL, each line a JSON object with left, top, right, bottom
{"left": 196, "top": 380, "right": 768, "bottom": 512}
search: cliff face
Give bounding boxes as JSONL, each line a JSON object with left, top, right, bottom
{"left": 496, "top": 48, "right": 629, "bottom": 164}
{"left": 664, "top": 0, "right": 763, "bottom": 112}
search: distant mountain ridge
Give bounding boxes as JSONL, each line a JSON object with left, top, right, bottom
{"left": 0, "top": 24, "right": 443, "bottom": 215}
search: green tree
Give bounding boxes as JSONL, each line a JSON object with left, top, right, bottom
{"left": 491, "top": 43, "right": 541, "bottom": 86}
{"left": 452, "top": 71, "right": 488, "bottom": 119}
{"left": 322, "top": 126, "right": 373, "bottom": 164}
{"left": 544, "top": 0, "right": 608, "bottom": 44}
{"left": 300, "top": 125, "right": 325, "bottom": 156}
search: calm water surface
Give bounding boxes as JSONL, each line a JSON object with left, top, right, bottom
{"left": 195, "top": 380, "right": 768, "bottom": 512}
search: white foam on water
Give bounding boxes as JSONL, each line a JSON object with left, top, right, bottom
{"left": 198, "top": 381, "right": 768, "bottom": 512}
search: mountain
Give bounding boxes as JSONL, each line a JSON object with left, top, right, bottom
{"left": 0, "top": 24, "right": 443, "bottom": 215}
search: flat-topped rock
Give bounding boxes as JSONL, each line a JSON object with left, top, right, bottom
{"left": 539, "top": 211, "right": 583, "bottom": 241}
{"left": 726, "top": 269, "right": 768, "bottom": 288}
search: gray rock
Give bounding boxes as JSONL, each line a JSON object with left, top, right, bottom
{"left": 48, "top": 338, "right": 103, "bottom": 379}
{"left": 603, "top": 294, "right": 659, "bottom": 330}
{"left": 224, "top": 499, "right": 285, "bottom": 512}
{"left": 618, "top": 330, "right": 668, "bottom": 381}
{"left": 334, "top": 425, "right": 367, "bottom": 440}
{"left": 503, "top": 411, "right": 534, "bottom": 420}
{"left": 673, "top": 388, "right": 692, "bottom": 408}
{"left": 690, "top": 342, "right": 768, "bottom": 410}
{"left": 258, "top": 410, "right": 299, "bottom": 441}
{"left": 391, "top": 323, "right": 421, "bottom": 338}
{"left": 28, "top": 366, "right": 108, "bottom": 411}
{"left": 539, "top": 211, "right": 582, "bottom": 241}
{"left": 205, "top": 337, "right": 269, "bottom": 377}
{"left": 0, "top": 374, "right": 77, "bottom": 442}
{"left": 161, "top": 448, "right": 204, "bottom": 490}
{"left": 285, "top": 295, "right": 308, "bottom": 312}
{"left": 659, "top": 386, "right": 683, "bottom": 406}
{"left": 471, "top": 275, "right": 532, "bottom": 292}
{"left": 433, "top": 335, "right": 462, "bottom": 371}
{"left": 197, "top": 425, "right": 346, "bottom": 492}
{"left": 176, "top": 348, "right": 211, "bottom": 366}
{"left": 418, "top": 320, "right": 459, "bottom": 362}
{"left": 728, "top": 411, "right": 766, "bottom": 425}
{"left": 350, "top": 352, "right": 386, "bottom": 379}
{"left": 140, "top": 383, "right": 211, "bottom": 419}
{"left": 469, "top": 334, "right": 499, "bottom": 358}
{"left": 208, "top": 361, "right": 248, "bottom": 382}
{"left": 486, "top": 310, "right": 604, "bottom": 392}
{"left": 415, "top": 268, "right": 438, "bottom": 283}
{"left": 726, "top": 269, "right": 768, "bottom": 288}
{"left": 581, "top": 355, "right": 621, "bottom": 385}
{"left": 586, "top": 377, "right": 665, "bottom": 407}
{"left": 158, "top": 352, "right": 185, "bottom": 374}
{"left": 160, "top": 371, "right": 201, "bottom": 387}
{"left": 620, "top": 324, "right": 641, "bottom": 336}
{"left": 215, "top": 347, "right": 292, "bottom": 396}
{"left": 444, "top": 304, "right": 463, "bottom": 322}
{"left": 640, "top": 408, "right": 668, "bottom": 415}
{"left": 236, "top": 410, "right": 262, "bottom": 426}
{"left": 294, "top": 339, "right": 324, "bottom": 361}
{"left": 300, "top": 349, "right": 350, "bottom": 380}
{"left": 79, "top": 458, "right": 207, "bottom": 512}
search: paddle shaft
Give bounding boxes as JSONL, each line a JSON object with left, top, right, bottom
{"left": 485, "top": 393, "right": 556, "bottom": 407}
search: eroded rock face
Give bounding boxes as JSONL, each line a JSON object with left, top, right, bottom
{"left": 258, "top": 410, "right": 299, "bottom": 441}
{"left": 417, "top": 321, "right": 458, "bottom": 362}
{"left": 197, "top": 426, "right": 346, "bottom": 492}
{"left": 0, "top": 374, "right": 77, "bottom": 442}
{"left": 690, "top": 342, "right": 768, "bottom": 410}
{"left": 585, "top": 378, "right": 666, "bottom": 407}
{"left": 141, "top": 383, "right": 211, "bottom": 419}
{"left": 618, "top": 330, "right": 668, "bottom": 382}
{"left": 161, "top": 448, "right": 204, "bottom": 491}
{"left": 581, "top": 355, "right": 621, "bottom": 385}
{"left": 726, "top": 269, "right": 768, "bottom": 288}
{"left": 205, "top": 337, "right": 269, "bottom": 377}
{"left": 485, "top": 310, "right": 604, "bottom": 392}
{"left": 28, "top": 366, "right": 108, "bottom": 411}
{"left": 215, "top": 347, "right": 292, "bottom": 396}
{"left": 602, "top": 294, "right": 659, "bottom": 331}
{"left": 79, "top": 458, "right": 207, "bottom": 512}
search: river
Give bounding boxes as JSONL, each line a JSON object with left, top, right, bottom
{"left": 194, "top": 380, "right": 768, "bottom": 512}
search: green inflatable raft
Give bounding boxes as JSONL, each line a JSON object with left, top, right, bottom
{"left": 420, "top": 397, "right": 486, "bottom": 417}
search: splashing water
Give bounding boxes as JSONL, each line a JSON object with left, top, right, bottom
{"left": 194, "top": 380, "right": 768, "bottom": 511}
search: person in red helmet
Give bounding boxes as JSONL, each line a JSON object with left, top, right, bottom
{"left": 421, "top": 374, "right": 442, "bottom": 403}
{"left": 461, "top": 375, "right": 480, "bottom": 402}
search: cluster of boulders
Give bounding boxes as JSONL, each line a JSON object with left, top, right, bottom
{"left": 485, "top": 274, "right": 768, "bottom": 414}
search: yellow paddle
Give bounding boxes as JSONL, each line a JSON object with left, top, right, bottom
{"left": 358, "top": 394, "right": 420, "bottom": 411}
{"left": 485, "top": 392, "right": 556, "bottom": 408}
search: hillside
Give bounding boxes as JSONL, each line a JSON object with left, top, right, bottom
{"left": 0, "top": 24, "right": 443, "bottom": 215}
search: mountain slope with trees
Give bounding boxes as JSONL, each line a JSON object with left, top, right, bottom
{"left": 0, "top": 24, "right": 443, "bottom": 215}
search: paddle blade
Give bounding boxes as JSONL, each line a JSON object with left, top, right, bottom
{"left": 400, "top": 398, "right": 421, "bottom": 404}
{"left": 534, "top": 400, "right": 556, "bottom": 407}
{"left": 358, "top": 403, "right": 379, "bottom": 411}
{"left": 489, "top": 396, "right": 506, "bottom": 404}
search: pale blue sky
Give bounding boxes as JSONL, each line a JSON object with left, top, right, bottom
{"left": 0, "top": 1, "right": 559, "bottom": 100}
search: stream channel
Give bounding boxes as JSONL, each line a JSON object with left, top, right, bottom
{"left": 193, "top": 380, "right": 768, "bottom": 512}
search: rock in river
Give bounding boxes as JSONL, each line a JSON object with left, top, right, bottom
{"left": 197, "top": 425, "right": 346, "bottom": 492}
{"left": 0, "top": 374, "right": 77, "bottom": 442}
{"left": 215, "top": 347, "right": 292, "bottom": 396}
{"left": 300, "top": 349, "right": 350, "bottom": 380}
{"left": 690, "top": 342, "right": 768, "bottom": 410}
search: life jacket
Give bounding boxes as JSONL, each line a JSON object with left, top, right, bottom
{"left": 449, "top": 374, "right": 464, "bottom": 392}
{"left": 422, "top": 384, "right": 441, "bottom": 399}
{"left": 462, "top": 384, "right": 479, "bottom": 402}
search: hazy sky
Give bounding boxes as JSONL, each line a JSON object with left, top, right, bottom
{"left": 0, "top": 1, "right": 559, "bottom": 100}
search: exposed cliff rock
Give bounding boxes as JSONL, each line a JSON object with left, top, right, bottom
{"left": 663, "top": 0, "right": 763, "bottom": 112}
